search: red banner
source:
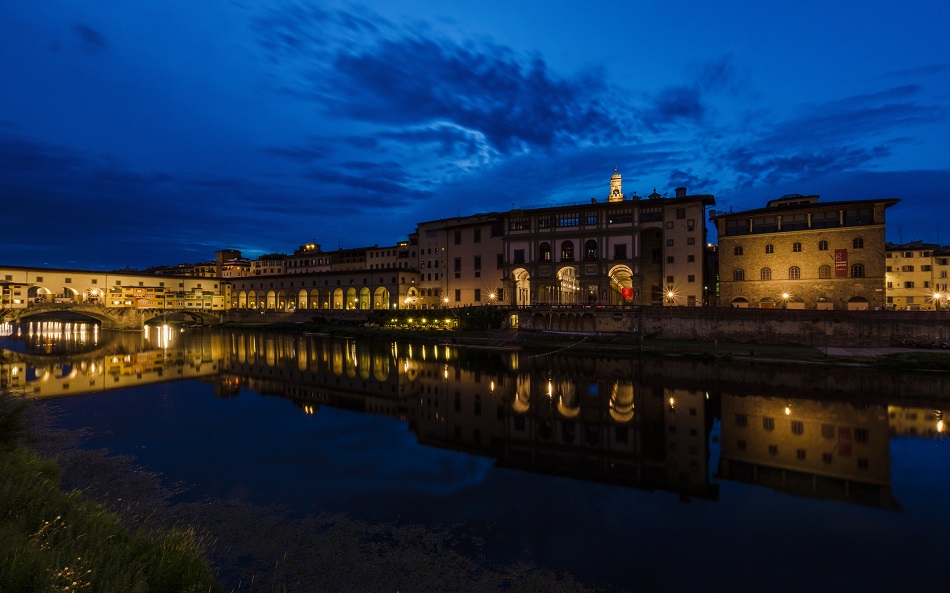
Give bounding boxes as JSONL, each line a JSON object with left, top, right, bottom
{"left": 835, "top": 249, "right": 848, "bottom": 277}
{"left": 838, "top": 427, "right": 852, "bottom": 456}
{"left": 621, "top": 287, "right": 633, "bottom": 299}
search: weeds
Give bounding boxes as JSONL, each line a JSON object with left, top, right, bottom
{"left": 0, "top": 394, "right": 220, "bottom": 593}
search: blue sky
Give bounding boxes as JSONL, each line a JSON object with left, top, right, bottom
{"left": 2, "top": 0, "right": 948, "bottom": 270}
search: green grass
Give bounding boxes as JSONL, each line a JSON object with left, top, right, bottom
{"left": 0, "top": 396, "right": 220, "bottom": 593}
{"left": 872, "top": 352, "right": 950, "bottom": 372}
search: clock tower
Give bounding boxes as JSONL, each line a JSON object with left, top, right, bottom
{"left": 608, "top": 167, "right": 623, "bottom": 202}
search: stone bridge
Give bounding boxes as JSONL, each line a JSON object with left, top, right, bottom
{"left": 1, "top": 303, "right": 221, "bottom": 330}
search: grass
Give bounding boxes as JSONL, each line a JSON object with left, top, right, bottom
{"left": 0, "top": 396, "right": 220, "bottom": 593}
{"left": 873, "top": 352, "right": 950, "bottom": 372}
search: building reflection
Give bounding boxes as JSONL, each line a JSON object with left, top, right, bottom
{"left": 2, "top": 325, "right": 948, "bottom": 507}
{"left": 719, "top": 395, "right": 896, "bottom": 508}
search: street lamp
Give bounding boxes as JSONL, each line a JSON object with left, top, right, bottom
{"left": 933, "top": 292, "right": 943, "bottom": 311}
{"left": 781, "top": 292, "right": 790, "bottom": 309}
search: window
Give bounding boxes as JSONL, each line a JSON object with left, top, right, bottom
{"left": 36, "top": 276, "right": 44, "bottom": 282}
{"left": 822, "top": 453, "right": 833, "bottom": 464}
{"left": 667, "top": 256, "right": 675, "bottom": 263}
{"left": 858, "top": 458, "right": 869, "bottom": 470}
{"left": 819, "top": 265, "right": 831, "bottom": 279}
{"left": 557, "top": 214, "right": 579, "bottom": 227}
{"left": 812, "top": 210, "right": 840, "bottom": 229}
{"left": 782, "top": 213, "right": 807, "bottom": 231}
{"left": 510, "top": 216, "right": 530, "bottom": 230}
{"left": 454, "top": 231, "right": 461, "bottom": 245}
{"left": 791, "top": 420, "right": 804, "bottom": 435}
{"left": 538, "top": 215, "right": 552, "bottom": 228}
{"left": 65, "top": 277, "right": 72, "bottom": 283}
{"left": 822, "top": 424, "right": 835, "bottom": 439}
{"left": 844, "top": 207, "right": 873, "bottom": 226}
{"left": 609, "top": 208, "right": 632, "bottom": 224}
{"left": 687, "top": 237, "right": 695, "bottom": 245}
{"left": 921, "top": 265, "right": 932, "bottom": 272}
{"left": 614, "top": 244, "right": 627, "bottom": 259}
{"left": 853, "top": 237, "right": 864, "bottom": 249}
{"left": 560, "top": 241, "right": 575, "bottom": 261}
{"left": 474, "top": 229, "right": 481, "bottom": 243}
{"left": 585, "top": 240, "right": 598, "bottom": 261}
{"left": 725, "top": 219, "right": 750, "bottom": 235}
{"left": 760, "top": 267, "right": 772, "bottom": 280}
{"left": 687, "top": 275, "right": 695, "bottom": 282}
{"left": 796, "top": 449, "right": 806, "bottom": 460}
{"left": 734, "top": 246, "right": 744, "bottom": 256}
{"left": 818, "top": 240, "right": 828, "bottom": 251}
{"left": 687, "top": 255, "right": 695, "bottom": 262}
{"left": 676, "top": 208, "right": 686, "bottom": 219}
{"left": 474, "top": 288, "right": 481, "bottom": 302}
{"left": 905, "top": 281, "right": 916, "bottom": 289}
{"left": 737, "top": 439, "right": 747, "bottom": 450}
{"left": 752, "top": 216, "right": 778, "bottom": 233}
{"left": 667, "top": 275, "right": 675, "bottom": 284}
{"left": 537, "top": 242, "right": 552, "bottom": 262}
{"left": 733, "top": 269, "right": 745, "bottom": 281}
{"left": 736, "top": 413, "right": 748, "bottom": 427}
{"left": 902, "top": 265, "right": 914, "bottom": 272}
{"left": 763, "top": 417, "right": 775, "bottom": 431}
{"left": 768, "top": 444, "right": 778, "bottom": 455}
{"left": 851, "top": 263, "right": 865, "bottom": 278}
{"left": 793, "top": 242, "right": 802, "bottom": 252}
{"left": 855, "top": 428, "right": 869, "bottom": 443}
{"left": 765, "top": 244, "right": 774, "bottom": 254}
{"left": 585, "top": 213, "right": 598, "bottom": 225}
{"left": 455, "top": 289, "right": 460, "bottom": 301}
{"left": 789, "top": 266, "right": 801, "bottom": 280}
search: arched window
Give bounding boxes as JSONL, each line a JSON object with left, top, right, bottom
{"left": 851, "top": 263, "right": 865, "bottom": 278}
{"left": 819, "top": 265, "right": 831, "bottom": 279}
{"left": 792, "top": 242, "right": 802, "bottom": 253}
{"left": 734, "top": 246, "right": 744, "bottom": 256}
{"left": 560, "top": 241, "right": 575, "bottom": 261}
{"left": 733, "top": 269, "right": 745, "bottom": 281}
{"left": 789, "top": 266, "right": 801, "bottom": 280}
{"left": 761, "top": 267, "right": 772, "bottom": 280}
{"left": 539, "top": 242, "right": 551, "bottom": 262}
{"left": 584, "top": 239, "right": 598, "bottom": 261}
{"left": 853, "top": 237, "right": 864, "bottom": 249}
{"left": 818, "top": 240, "right": 829, "bottom": 251}
{"left": 765, "top": 244, "right": 774, "bottom": 254}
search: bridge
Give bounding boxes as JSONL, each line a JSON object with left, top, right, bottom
{"left": 2, "top": 303, "right": 221, "bottom": 330}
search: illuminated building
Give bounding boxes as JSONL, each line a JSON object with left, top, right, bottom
{"left": 711, "top": 194, "right": 898, "bottom": 309}
{"left": 885, "top": 241, "right": 950, "bottom": 310}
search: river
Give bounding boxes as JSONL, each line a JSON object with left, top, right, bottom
{"left": 2, "top": 319, "right": 949, "bottom": 592}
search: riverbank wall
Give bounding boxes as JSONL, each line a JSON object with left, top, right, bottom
{"left": 513, "top": 306, "right": 950, "bottom": 348}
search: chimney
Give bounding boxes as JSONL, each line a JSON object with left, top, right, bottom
{"left": 675, "top": 187, "right": 687, "bottom": 198}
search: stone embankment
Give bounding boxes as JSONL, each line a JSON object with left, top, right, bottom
{"left": 513, "top": 306, "right": 950, "bottom": 349}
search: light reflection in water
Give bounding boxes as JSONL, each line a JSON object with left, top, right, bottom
{"left": 1, "top": 324, "right": 949, "bottom": 508}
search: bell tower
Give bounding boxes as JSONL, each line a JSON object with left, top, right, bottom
{"left": 608, "top": 167, "right": 624, "bottom": 202}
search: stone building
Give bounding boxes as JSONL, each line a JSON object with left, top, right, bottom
{"left": 412, "top": 213, "right": 506, "bottom": 309}
{"left": 503, "top": 170, "right": 714, "bottom": 306}
{"left": 711, "top": 194, "right": 898, "bottom": 310}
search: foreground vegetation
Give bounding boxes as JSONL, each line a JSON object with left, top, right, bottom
{"left": 0, "top": 396, "right": 219, "bottom": 593}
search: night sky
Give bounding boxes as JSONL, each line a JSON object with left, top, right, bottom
{"left": 2, "top": 1, "right": 948, "bottom": 270}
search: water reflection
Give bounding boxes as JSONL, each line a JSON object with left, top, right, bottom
{"left": 2, "top": 324, "right": 948, "bottom": 509}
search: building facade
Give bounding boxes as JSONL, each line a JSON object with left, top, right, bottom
{"left": 503, "top": 172, "right": 714, "bottom": 307}
{"left": 712, "top": 194, "right": 898, "bottom": 310}
{"left": 884, "top": 241, "right": 950, "bottom": 310}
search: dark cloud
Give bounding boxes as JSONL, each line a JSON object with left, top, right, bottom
{"left": 73, "top": 23, "right": 109, "bottom": 54}
{"left": 253, "top": 6, "right": 626, "bottom": 154}
{"left": 726, "top": 145, "right": 890, "bottom": 188}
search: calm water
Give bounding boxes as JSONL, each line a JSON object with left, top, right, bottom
{"left": 2, "top": 320, "right": 949, "bottom": 591}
